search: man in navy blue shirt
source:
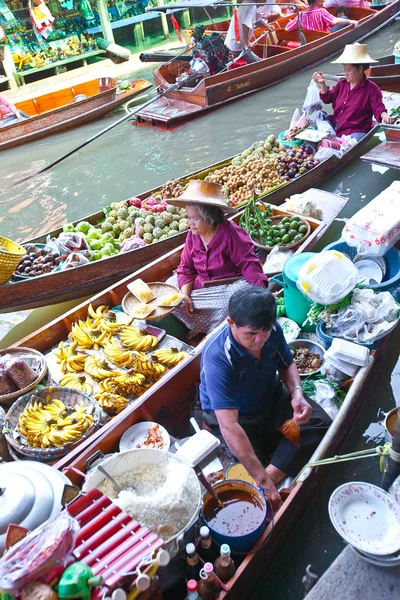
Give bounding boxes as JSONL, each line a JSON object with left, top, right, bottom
{"left": 201, "top": 286, "right": 331, "bottom": 509}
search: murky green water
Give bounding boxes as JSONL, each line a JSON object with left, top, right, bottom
{"left": 1, "top": 18, "right": 400, "bottom": 599}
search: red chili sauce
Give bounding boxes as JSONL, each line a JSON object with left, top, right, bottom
{"left": 203, "top": 489, "right": 264, "bottom": 536}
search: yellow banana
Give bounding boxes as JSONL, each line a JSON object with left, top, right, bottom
{"left": 103, "top": 338, "right": 135, "bottom": 368}
{"left": 152, "top": 347, "right": 188, "bottom": 367}
{"left": 84, "top": 355, "right": 120, "bottom": 380}
{"left": 95, "top": 392, "right": 128, "bottom": 414}
{"left": 88, "top": 303, "right": 109, "bottom": 320}
{"left": 133, "top": 355, "right": 167, "bottom": 379}
{"left": 120, "top": 327, "right": 159, "bottom": 352}
{"left": 59, "top": 374, "right": 93, "bottom": 395}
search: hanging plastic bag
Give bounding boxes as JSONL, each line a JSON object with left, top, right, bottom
{"left": 59, "top": 252, "right": 91, "bottom": 270}
{"left": 303, "top": 79, "right": 322, "bottom": 113}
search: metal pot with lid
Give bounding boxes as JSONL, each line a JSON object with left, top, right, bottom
{"left": 0, "top": 461, "right": 71, "bottom": 554}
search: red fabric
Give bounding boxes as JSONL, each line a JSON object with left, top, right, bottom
{"left": 176, "top": 220, "right": 268, "bottom": 289}
{"left": 171, "top": 14, "right": 183, "bottom": 43}
{"left": 286, "top": 7, "right": 335, "bottom": 33}
{"left": 234, "top": 9, "right": 240, "bottom": 43}
{"left": 228, "top": 59, "right": 247, "bottom": 70}
{"left": 320, "top": 76, "right": 387, "bottom": 137}
{"left": 0, "top": 95, "right": 17, "bottom": 120}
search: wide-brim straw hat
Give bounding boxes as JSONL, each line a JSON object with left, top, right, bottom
{"left": 331, "top": 43, "right": 378, "bottom": 64}
{"left": 167, "top": 180, "right": 236, "bottom": 214}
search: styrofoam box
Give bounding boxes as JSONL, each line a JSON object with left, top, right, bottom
{"left": 324, "top": 349, "right": 360, "bottom": 378}
{"left": 176, "top": 430, "right": 220, "bottom": 468}
{"left": 330, "top": 338, "right": 370, "bottom": 367}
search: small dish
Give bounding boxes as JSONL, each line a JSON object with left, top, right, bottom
{"left": 288, "top": 339, "right": 325, "bottom": 377}
{"left": 278, "top": 317, "right": 300, "bottom": 343}
{"left": 329, "top": 481, "right": 400, "bottom": 555}
{"left": 119, "top": 421, "right": 170, "bottom": 452}
{"left": 355, "top": 259, "right": 384, "bottom": 285}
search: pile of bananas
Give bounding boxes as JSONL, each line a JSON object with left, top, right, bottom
{"left": 133, "top": 354, "right": 167, "bottom": 379}
{"left": 53, "top": 341, "right": 87, "bottom": 374}
{"left": 152, "top": 347, "right": 188, "bottom": 367}
{"left": 120, "top": 327, "right": 159, "bottom": 352}
{"left": 70, "top": 319, "right": 111, "bottom": 350}
{"left": 84, "top": 355, "right": 120, "bottom": 381}
{"left": 88, "top": 304, "right": 132, "bottom": 334}
{"left": 59, "top": 375, "right": 93, "bottom": 394}
{"left": 94, "top": 392, "right": 128, "bottom": 414}
{"left": 103, "top": 338, "right": 135, "bottom": 368}
{"left": 18, "top": 399, "right": 94, "bottom": 448}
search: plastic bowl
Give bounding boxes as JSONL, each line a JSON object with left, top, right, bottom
{"left": 288, "top": 339, "right": 325, "bottom": 377}
{"left": 278, "top": 131, "right": 304, "bottom": 148}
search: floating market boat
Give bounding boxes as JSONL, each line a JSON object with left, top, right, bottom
{"left": 0, "top": 126, "right": 377, "bottom": 314}
{"left": 135, "top": 2, "right": 400, "bottom": 128}
{"left": 8, "top": 206, "right": 391, "bottom": 598}
{"left": 0, "top": 77, "right": 152, "bottom": 151}
{"left": 361, "top": 123, "right": 400, "bottom": 169}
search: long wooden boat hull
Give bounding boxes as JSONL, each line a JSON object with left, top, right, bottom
{"left": 9, "top": 205, "right": 390, "bottom": 598}
{"left": 135, "top": 3, "right": 400, "bottom": 127}
{"left": 0, "top": 127, "right": 377, "bottom": 313}
{"left": 0, "top": 78, "right": 152, "bottom": 151}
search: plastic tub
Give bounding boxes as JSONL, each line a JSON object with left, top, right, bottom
{"left": 323, "top": 239, "right": 400, "bottom": 292}
{"left": 278, "top": 131, "right": 304, "bottom": 148}
{"left": 201, "top": 480, "right": 267, "bottom": 553}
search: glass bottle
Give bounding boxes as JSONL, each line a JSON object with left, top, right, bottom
{"left": 185, "top": 579, "right": 202, "bottom": 599}
{"left": 197, "top": 563, "right": 220, "bottom": 600}
{"left": 197, "top": 526, "right": 218, "bottom": 564}
{"left": 214, "top": 544, "right": 236, "bottom": 583}
{"left": 184, "top": 542, "right": 201, "bottom": 581}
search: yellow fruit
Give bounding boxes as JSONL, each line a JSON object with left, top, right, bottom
{"left": 103, "top": 339, "right": 135, "bottom": 368}
{"left": 152, "top": 347, "right": 188, "bottom": 367}
{"left": 120, "top": 327, "right": 158, "bottom": 352}
{"left": 95, "top": 392, "right": 128, "bottom": 414}
{"left": 133, "top": 355, "right": 167, "bottom": 379}
{"left": 156, "top": 292, "right": 183, "bottom": 307}
{"left": 70, "top": 321, "right": 111, "bottom": 350}
{"left": 59, "top": 374, "right": 93, "bottom": 395}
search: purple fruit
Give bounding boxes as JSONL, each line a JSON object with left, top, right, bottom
{"left": 289, "top": 162, "right": 297, "bottom": 170}
{"left": 287, "top": 169, "right": 296, "bottom": 178}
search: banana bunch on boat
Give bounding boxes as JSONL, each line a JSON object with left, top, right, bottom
{"left": 70, "top": 319, "right": 111, "bottom": 350}
{"left": 53, "top": 341, "right": 87, "bottom": 373}
{"left": 152, "top": 347, "right": 188, "bottom": 367}
{"left": 88, "top": 304, "right": 132, "bottom": 334}
{"left": 18, "top": 399, "right": 94, "bottom": 448}
{"left": 59, "top": 375, "right": 93, "bottom": 394}
{"left": 94, "top": 392, "right": 128, "bottom": 414}
{"left": 120, "top": 327, "right": 159, "bottom": 351}
{"left": 103, "top": 338, "right": 136, "bottom": 368}
{"left": 84, "top": 355, "right": 120, "bottom": 380}
{"left": 132, "top": 353, "right": 167, "bottom": 379}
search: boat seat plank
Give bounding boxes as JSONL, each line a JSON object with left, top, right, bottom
{"left": 361, "top": 140, "right": 400, "bottom": 170}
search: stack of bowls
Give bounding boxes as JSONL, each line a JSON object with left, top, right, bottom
{"left": 328, "top": 481, "right": 400, "bottom": 567}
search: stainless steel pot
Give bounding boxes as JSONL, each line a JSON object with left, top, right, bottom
{"left": 383, "top": 407, "right": 399, "bottom": 443}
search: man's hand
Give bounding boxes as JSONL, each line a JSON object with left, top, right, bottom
{"left": 182, "top": 295, "right": 194, "bottom": 316}
{"left": 292, "top": 392, "right": 312, "bottom": 425}
{"left": 256, "top": 471, "right": 281, "bottom": 512}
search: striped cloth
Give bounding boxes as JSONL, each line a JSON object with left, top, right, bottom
{"left": 286, "top": 7, "right": 336, "bottom": 32}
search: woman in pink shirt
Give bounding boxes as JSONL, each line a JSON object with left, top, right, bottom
{"left": 166, "top": 180, "right": 268, "bottom": 337}
{"left": 0, "top": 94, "right": 29, "bottom": 127}
{"left": 313, "top": 43, "right": 396, "bottom": 140}
{"left": 286, "top": 0, "right": 358, "bottom": 33}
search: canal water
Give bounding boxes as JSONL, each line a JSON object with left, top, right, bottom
{"left": 1, "top": 17, "right": 400, "bottom": 600}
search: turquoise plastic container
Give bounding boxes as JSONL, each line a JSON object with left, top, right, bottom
{"left": 278, "top": 131, "right": 304, "bottom": 148}
{"left": 272, "top": 252, "right": 315, "bottom": 330}
{"left": 201, "top": 480, "right": 267, "bottom": 553}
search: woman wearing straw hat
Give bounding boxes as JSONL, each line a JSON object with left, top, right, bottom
{"left": 312, "top": 43, "right": 396, "bottom": 140}
{"left": 167, "top": 180, "right": 268, "bottom": 338}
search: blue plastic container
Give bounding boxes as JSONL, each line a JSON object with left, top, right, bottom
{"left": 323, "top": 239, "right": 400, "bottom": 293}
{"left": 201, "top": 479, "right": 267, "bottom": 553}
{"left": 316, "top": 322, "right": 382, "bottom": 351}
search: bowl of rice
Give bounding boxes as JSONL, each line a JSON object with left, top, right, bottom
{"left": 82, "top": 448, "right": 201, "bottom": 557}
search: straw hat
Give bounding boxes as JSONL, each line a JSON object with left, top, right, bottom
{"left": 168, "top": 180, "right": 236, "bottom": 214}
{"left": 331, "top": 43, "right": 378, "bottom": 64}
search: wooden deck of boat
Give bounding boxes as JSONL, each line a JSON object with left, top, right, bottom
{"left": 361, "top": 124, "right": 400, "bottom": 169}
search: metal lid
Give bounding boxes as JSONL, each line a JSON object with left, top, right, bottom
{"left": 0, "top": 461, "right": 71, "bottom": 553}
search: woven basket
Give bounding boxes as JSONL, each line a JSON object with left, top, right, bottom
{"left": 251, "top": 215, "right": 311, "bottom": 253}
{"left": 0, "top": 236, "right": 25, "bottom": 285}
{"left": 3, "top": 386, "right": 101, "bottom": 461}
{"left": 0, "top": 347, "right": 49, "bottom": 406}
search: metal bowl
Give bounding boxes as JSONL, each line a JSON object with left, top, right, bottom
{"left": 288, "top": 339, "right": 325, "bottom": 377}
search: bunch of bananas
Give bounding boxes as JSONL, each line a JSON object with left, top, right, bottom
{"left": 112, "top": 370, "right": 146, "bottom": 395}
{"left": 103, "top": 339, "right": 135, "bottom": 368}
{"left": 60, "top": 353, "right": 87, "bottom": 374}
{"left": 53, "top": 341, "right": 80, "bottom": 369}
{"left": 88, "top": 303, "right": 109, "bottom": 320}
{"left": 18, "top": 399, "right": 94, "bottom": 448}
{"left": 59, "top": 374, "right": 93, "bottom": 394}
{"left": 133, "top": 355, "right": 167, "bottom": 379}
{"left": 120, "top": 327, "right": 159, "bottom": 352}
{"left": 84, "top": 356, "right": 120, "bottom": 380}
{"left": 94, "top": 392, "right": 128, "bottom": 414}
{"left": 70, "top": 320, "right": 110, "bottom": 350}
{"left": 152, "top": 347, "right": 188, "bottom": 367}
{"left": 88, "top": 304, "right": 131, "bottom": 334}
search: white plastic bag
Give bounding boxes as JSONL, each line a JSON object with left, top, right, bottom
{"left": 303, "top": 80, "right": 322, "bottom": 113}
{"left": 342, "top": 182, "right": 400, "bottom": 256}
{"left": 313, "top": 381, "right": 339, "bottom": 420}
{"left": 314, "top": 146, "right": 341, "bottom": 161}
{"left": 263, "top": 246, "right": 294, "bottom": 275}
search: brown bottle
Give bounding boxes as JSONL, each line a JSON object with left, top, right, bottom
{"left": 197, "top": 563, "right": 220, "bottom": 600}
{"left": 214, "top": 544, "right": 236, "bottom": 584}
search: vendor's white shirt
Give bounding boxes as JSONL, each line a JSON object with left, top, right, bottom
{"left": 225, "top": 5, "right": 259, "bottom": 51}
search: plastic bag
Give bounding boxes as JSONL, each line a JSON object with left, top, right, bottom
{"left": 289, "top": 108, "right": 301, "bottom": 130}
{"left": 316, "top": 119, "right": 336, "bottom": 138}
{"left": 46, "top": 232, "right": 88, "bottom": 256}
{"left": 322, "top": 358, "right": 349, "bottom": 387}
{"left": 314, "top": 146, "right": 341, "bottom": 161}
{"left": 303, "top": 80, "right": 322, "bottom": 113}
{"left": 313, "top": 381, "right": 339, "bottom": 420}
{"left": 120, "top": 223, "right": 146, "bottom": 253}
{"left": 285, "top": 194, "right": 323, "bottom": 220}
{"left": 329, "top": 307, "right": 365, "bottom": 339}
{"left": 263, "top": 246, "right": 294, "bottom": 275}
{"left": 0, "top": 511, "right": 79, "bottom": 595}
{"left": 60, "top": 251, "right": 91, "bottom": 270}
{"left": 342, "top": 181, "right": 400, "bottom": 256}
{"left": 279, "top": 418, "right": 300, "bottom": 446}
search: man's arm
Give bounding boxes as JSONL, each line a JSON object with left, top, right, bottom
{"left": 279, "top": 362, "right": 312, "bottom": 424}
{"left": 215, "top": 408, "right": 281, "bottom": 509}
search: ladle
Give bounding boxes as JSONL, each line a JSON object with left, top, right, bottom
{"left": 98, "top": 465, "right": 123, "bottom": 495}
{"left": 196, "top": 466, "right": 226, "bottom": 509}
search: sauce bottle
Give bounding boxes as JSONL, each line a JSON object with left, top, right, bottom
{"left": 197, "top": 563, "right": 220, "bottom": 600}
{"left": 214, "top": 544, "right": 236, "bottom": 583}
{"left": 185, "top": 579, "right": 202, "bottom": 599}
{"left": 184, "top": 543, "right": 201, "bottom": 581}
{"left": 198, "top": 526, "right": 218, "bottom": 564}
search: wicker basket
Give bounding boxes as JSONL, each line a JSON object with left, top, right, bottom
{"left": 0, "top": 347, "right": 49, "bottom": 406}
{"left": 0, "top": 236, "right": 25, "bottom": 285}
{"left": 3, "top": 386, "right": 101, "bottom": 462}
{"left": 251, "top": 215, "right": 311, "bottom": 252}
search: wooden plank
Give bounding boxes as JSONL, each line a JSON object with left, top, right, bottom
{"left": 361, "top": 141, "right": 400, "bottom": 169}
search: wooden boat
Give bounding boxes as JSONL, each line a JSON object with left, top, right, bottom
{"left": 0, "top": 77, "right": 152, "bottom": 151}
{"left": 0, "top": 126, "right": 377, "bottom": 314}
{"left": 333, "top": 58, "right": 400, "bottom": 92}
{"left": 9, "top": 192, "right": 391, "bottom": 598}
{"left": 135, "top": 3, "right": 400, "bottom": 128}
{"left": 361, "top": 123, "right": 400, "bottom": 169}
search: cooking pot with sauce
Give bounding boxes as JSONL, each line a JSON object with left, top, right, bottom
{"left": 201, "top": 480, "right": 267, "bottom": 553}
{"left": 384, "top": 407, "right": 399, "bottom": 443}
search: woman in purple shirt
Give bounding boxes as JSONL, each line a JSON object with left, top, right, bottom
{"left": 167, "top": 180, "right": 268, "bottom": 337}
{"left": 312, "top": 43, "right": 395, "bottom": 140}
